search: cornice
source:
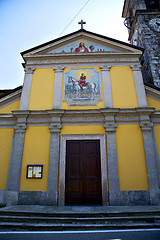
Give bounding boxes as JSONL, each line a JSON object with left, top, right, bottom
{"left": 24, "top": 56, "right": 141, "bottom": 69}
{"left": 0, "top": 114, "right": 16, "bottom": 127}
{"left": 24, "top": 52, "right": 142, "bottom": 61}
{"left": 0, "top": 108, "right": 160, "bottom": 127}
{"left": 145, "top": 85, "right": 160, "bottom": 101}
{"left": 0, "top": 89, "right": 21, "bottom": 109}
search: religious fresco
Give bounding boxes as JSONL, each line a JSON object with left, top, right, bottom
{"left": 64, "top": 68, "right": 102, "bottom": 106}
{"left": 50, "top": 41, "right": 114, "bottom": 53}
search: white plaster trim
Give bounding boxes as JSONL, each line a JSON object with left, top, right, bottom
{"left": 0, "top": 108, "right": 159, "bottom": 127}
{"left": 145, "top": 85, "right": 160, "bottom": 102}
{"left": 59, "top": 134, "right": 108, "bottom": 206}
{"left": 0, "top": 90, "right": 21, "bottom": 109}
{"left": 22, "top": 31, "right": 142, "bottom": 58}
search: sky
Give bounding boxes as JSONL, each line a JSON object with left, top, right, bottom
{"left": 0, "top": 0, "right": 129, "bottom": 89}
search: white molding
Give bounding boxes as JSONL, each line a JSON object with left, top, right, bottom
{"left": 0, "top": 90, "right": 21, "bottom": 109}
{"left": 58, "top": 134, "right": 108, "bottom": 206}
{"left": 145, "top": 85, "right": 160, "bottom": 102}
{"left": 22, "top": 31, "right": 142, "bottom": 58}
{"left": 1, "top": 108, "right": 160, "bottom": 127}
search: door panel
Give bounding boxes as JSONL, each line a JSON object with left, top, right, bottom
{"left": 65, "top": 140, "right": 102, "bottom": 205}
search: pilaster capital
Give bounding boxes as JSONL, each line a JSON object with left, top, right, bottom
{"left": 130, "top": 63, "right": 141, "bottom": 71}
{"left": 100, "top": 65, "right": 111, "bottom": 71}
{"left": 54, "top": 66, "right": 64, "bottom": 73}
{"left": 104, "top": 122, "right": 117, "bottom": 132}
{"left": 14, "top": 124, "right": 26, "bottom": 133}
{"left": 12, "top": 110, "right": 29, "bottom": 133}
{"left": 24, "top": 67, "right": 35, "bottom": 74}
{"left": 140, "top": 121, "right": 153, "bottom": 131}
{"left": 49, "top": 123, "right": 61, "bottom": 133}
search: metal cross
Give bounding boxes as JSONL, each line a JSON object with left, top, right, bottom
{"left": 78, "top": 20, "right": 86, "bottom": 30}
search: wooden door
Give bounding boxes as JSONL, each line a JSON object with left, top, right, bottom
{"left": 65, "top": 140, "right": 102, "bottom": 205}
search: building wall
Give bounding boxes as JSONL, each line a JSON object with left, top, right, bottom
{"left": 0, "top": 128, "right": 13, "bottom": 190}
{"left": 28, "top": 68, "right": 54, "bottom": 110}
{"left": 154, "top": 126, "right": 160, "bottom": 161}
{"left": 19, "top": 126, "right": 50, "bottom": 191}
{"left": 60, "top": 125, "right": 105, "bottom": 135}
{"left": 147, "top": 96, "right": 160, "bottom": 110}
{"left": 0, "top": 100, "right": 20, "bottom": 113}
{"left": 110, "top": 66, "right": 138, "bottom": 108}
{"left": 116, "top": 124, "right": 149, "bottom": 191}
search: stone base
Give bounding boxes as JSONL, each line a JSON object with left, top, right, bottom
{"left": 0, "top": 190, "right": 6, "bottom": 207}
{"left": 5, "top": 191, "right": 19, "bottom": 206}
{"left": 109, "top": 190, "right": 150, "bottom": 206}
{"left": 18, "top": 191, "right": 48, "bottom": 205}
{"left": 2, "top": 190, "right": 160, "bottom": 206}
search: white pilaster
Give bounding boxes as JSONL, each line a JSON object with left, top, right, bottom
{"left": 101, "top": 109, "right": 120, "bottom": 206}
{"left": 138, "top": 108, "right": 160, "bottom": 205}
{"left": 47, "top": 110, "right": 64, "bottom": 205}
{"left": 6, "top": 111, "right": 29, "bottom": 205}
{"left": 100, "top": 65, "right": 113, "bottom": 108}
{"left": 52, "top": 67, "right": 64, "bottom": 109}
{"left": 19, "top": 67, "right": 35, "bottom": 110}
{"left": 131, "top": 64, "right": 148, "bottom": 107}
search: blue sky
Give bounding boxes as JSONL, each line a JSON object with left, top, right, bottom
{"left": 0, "top": 0, "right": 128, "bottom": 89}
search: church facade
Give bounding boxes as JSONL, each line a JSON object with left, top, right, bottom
{"left": 0, "top": 2, "right": 160, "bottom": 207}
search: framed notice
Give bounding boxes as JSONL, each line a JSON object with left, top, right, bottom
{"left": 26, "top": 164, "right": 43, "bottom": 179}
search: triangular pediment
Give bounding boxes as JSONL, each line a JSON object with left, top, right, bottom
{"left": 21, "top": 29, "right": 143, "bottom": 58}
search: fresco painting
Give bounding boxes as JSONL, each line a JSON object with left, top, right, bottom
{"left": 64, "top": 68, "right": 102, "bottom": 106}
{"left": 50, "top": 41, "right": 114, "bottom": 53}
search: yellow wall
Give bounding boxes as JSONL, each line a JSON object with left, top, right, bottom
{"left": 110, "top": 66, "right": 138, "bottom": 108}
{"left": 0, "top": 100, "right": 20, "bottom": 113}
{"left": 61, "top": 125, "right": 105, "bottom": 135}
{"left": 19, "top": 126, "right": 50, "bottom": 191}
{"left": 0, "top": 128, "right": 13, "bottom": 190}
{"left": 28, "top": 68, "right": 54, "bottom": 110}
{"left": 154, "top": 126, "right": 160, "bottom": 161}
{"left": 61, "top": 66, "right": 105, "bottom": 110}
{"left": 147, "top": 96, "right": 160, "bottom": 110}
{"left": 116, "top": 124, "right": 149, "bottom": 191}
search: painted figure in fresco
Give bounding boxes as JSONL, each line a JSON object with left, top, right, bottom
{"left": 79, "top": 73, "right": 87, "bottom": 90}
{"left": 75, "top": 42, "right": 88, "bottom": 52}
{"left": 68, "top": 76, "right": 97, "bottom": 100}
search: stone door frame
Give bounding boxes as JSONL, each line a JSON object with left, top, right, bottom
{"left": 58, "top": 134, "right": 108, "bottom": 206}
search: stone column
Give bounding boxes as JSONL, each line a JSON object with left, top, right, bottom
{"left": 47, "top": 110, "right": 64, "bottom": 205}
{"left": 19, "top": 67, "right": 35, "bottom": 110}
{"left": 138, "top": 109, "right": 160, "bottom": 205}
{"left": 131, "top": 64, "right": 148, "bottom": 108}
{"left": 6, "top": 111, "right": 29, "bottom": 205}
{"left": 100, "top": 65, "right": 113, "bottom": 108}
{"left": 52, "top": 67, "right": 64, "bottom": 109}
{"left": 101, "top": 109, "right": 120, "bottom": 205}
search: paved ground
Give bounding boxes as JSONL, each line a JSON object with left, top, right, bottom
{"left": 0, "top": 229, "right": 160, "bottom": 240}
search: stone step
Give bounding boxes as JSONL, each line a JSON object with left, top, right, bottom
{"left": 0, "top": 209, "right": 160, "bottom": 218}
{"left": 0, "top": 221, "right": 159, "bottom": 231}
{"left": 0, "top": 205, "right": 159, "bottom": 231}
{"left": 0, "top": 215, "right": 159, "bottom": 224}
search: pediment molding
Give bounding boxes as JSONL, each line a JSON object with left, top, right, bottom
{"left": 0, "top": 89, "right": 21, "bottom": 109}
{"left": 21, "top": 30, "right": 143, "bottom": 63}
